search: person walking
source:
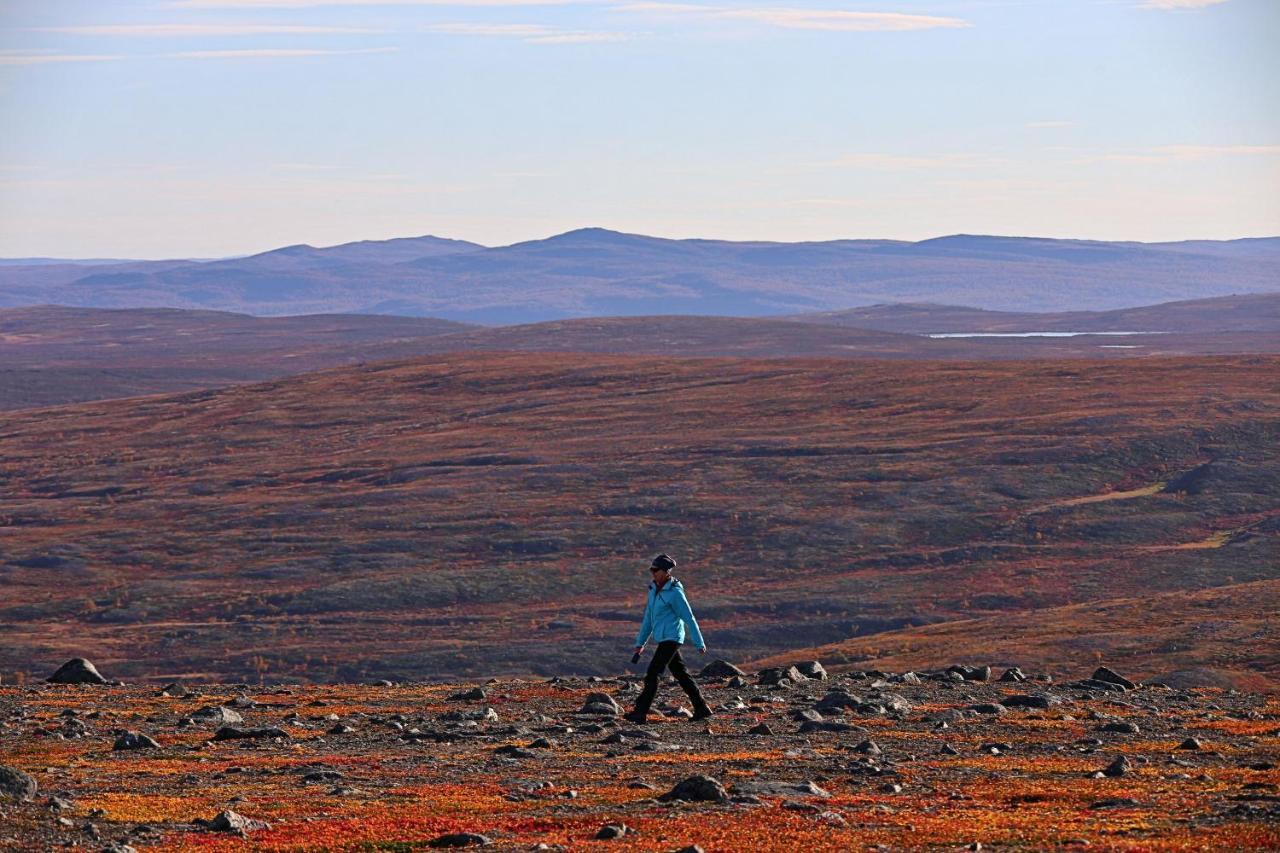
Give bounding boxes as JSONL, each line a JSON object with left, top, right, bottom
{"left": 624, "top": 554, "right": 713, "bottom": 723}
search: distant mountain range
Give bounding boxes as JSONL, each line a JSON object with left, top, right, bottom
{"left": 2, "top": 230, "right": 1277, "bottom": 323}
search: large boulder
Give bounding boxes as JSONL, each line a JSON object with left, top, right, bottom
{"left": 657, "top": 775, "right": 729, "bottom": 803}
{"left": 697, "top": 659, "right": 746, "bottom": 679}
{"left": 0, "top": 765, "right": 38, "bottom": 802}
{"left": 946, "top": 664, "right": 991, "bottom": 682}
{"left": 757, "top": 666, "right": 807, "bottom": 687}
{"left": 1091, "top": 667, "right": 1139, "bottom": 691}
{"left": 579, "top": 692, "right": 622, "bottom": 715}
{"left": 795, "top": 661, "right": 828, "bottom": 680}
{"left": 46, "top": 658, "right": 107, "bottom": 685}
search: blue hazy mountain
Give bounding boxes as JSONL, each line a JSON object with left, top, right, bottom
{"left": 1, "top": 229, "right": 1276, "bottom": 323}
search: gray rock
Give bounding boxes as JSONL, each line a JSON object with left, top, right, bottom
{"left": 191, "top": 706, "right": 243, "bottom": 727}
{"left": 853, "top": 739, "right": 882, "bottom": 755}
{"left": 1092, "top": 667, "right": 1138, "bottom": 691}
{"left": 427, "top": 832, "right": 492, "bottom": 847}
{"left": 757, "top": 666, "right": 807, "bottom": 686}
{"left": 698, "top": 659, "right": 746, "bottom": 679}
{"left": 1100, "top": 721, "right": 1140, "bottom": 734}
{"left": 970, "top": 703, "right": 1008, "bottom": 716}
{"left": 998, "top": 667, "right": 1027, "bottom": 682}
{"left": 795, "top": 661, "right": 828, "bottom": 680}
{"left": 1177, "top": 737, "right": 1203, "bottom": 750}
{"left": 747, "top": 722, "right": 774, "bottom": 736}
{"left": 204, "top": 810, "right": 270, "bottom": 834}
{"left": 1100, "top": 756, "right": 1130, "bottom": 778}
{"left": 112, "top": 731, "right": 161, "bottom": 751}
{"left": 451, "top": 687, "right": 487, "bottom": 701}
{"left": 210, "top": 726, "right": 289, "bottom": 742}
{"left": 658, "top": 775, "right": 729, "bottom": 803}
{"left": 46, "top": 658, "right": 107, "bottom": 685}
{"left": 733, "top": 779, "right": 830, "bottom": 798}
{"left": 0, "top": 765, "right": 38, "bottom": 802}
{"left": 799, "top": 720, "right": 861, "bottom": 734}
{"left": 595, "top": 823, "right": 631, "bottom": 839}
{"left": 1002, "top": 694, "right": 1061, "bottom": 709}
{"left": 947, "top": 664, "right": 991, "bottom": 682}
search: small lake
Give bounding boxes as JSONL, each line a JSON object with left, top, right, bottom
{"left": 926, "top": 331, "right": 1169, "bottom": 339}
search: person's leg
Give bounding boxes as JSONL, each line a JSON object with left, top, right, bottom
{"left": 630, "top": 641, "right": 679, "bottom": 720}
{"left": 666, "top": 646, "right": 712, "bottom": 717}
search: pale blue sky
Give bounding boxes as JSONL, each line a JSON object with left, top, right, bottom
{"left": 1, "top": 0, "right": 1277, "bottom": 257}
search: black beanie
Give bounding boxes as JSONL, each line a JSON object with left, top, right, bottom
{"left": 650, "top": 553, "right": 677, "bottom": 571}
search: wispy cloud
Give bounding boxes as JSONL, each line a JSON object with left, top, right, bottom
{"left": 1139, "top": 0, "right": 1230, "bottom": 9}
{"left": 163, "top": 46, "right": 399, "bottom": 58}
{"left": 38, "top": 24, "right": 384, "bottom": 37}
{"left": 1089, "top": 144, "right": 1280, "bottom": 163}
{"left": 823, "top": 152, "right": 1000, "bottom": 170}
{"left": 428, "top": 22, "right": 629, "bottom": 42}
{"left": 169, "top": 0, "right": 579, "bottom": 7}
{"left": 1027, "top": 120, "right": 1072, "bottom": 129}
{"left": 0, "top": 51, "right": 121, "bottom": 66}
{"left": 613, "top": 4, "right": 969, "bottom": 32}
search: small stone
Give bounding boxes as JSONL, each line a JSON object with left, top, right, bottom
{"left": 970, "top": 703, "right": 1008, "bottom": 716}
{"left": 853, "top": 740, "right": 882, "bottom": 755}
{"left": 747, "top": 722, "right": 774, "bottom": 736}
{"left": 999, "top": 667, "right": 1027, "bottom": 682}
{"left": 452, "top": 687, "right": 487, "bottom": 701}
{"left": 1176, "top": 737, "right": 1203, "bottom": 750}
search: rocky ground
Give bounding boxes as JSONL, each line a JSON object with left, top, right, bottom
{"left": 1, "top": 659, "right": 1277, "bottom": 851}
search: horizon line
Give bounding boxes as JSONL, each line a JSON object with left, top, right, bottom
{"left": 4, "top": 227, "right": 1279, "bottom": 263}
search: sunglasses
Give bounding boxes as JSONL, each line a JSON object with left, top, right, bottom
{"left": 649, "top": 566, "right": 666, "bottom": 573}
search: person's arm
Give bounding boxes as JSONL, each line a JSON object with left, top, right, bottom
{"left": 634, "top": 592, "right": 654, "bottom": 650}
{"left": 672, "top": 584, "right": 705, "bottom": 651}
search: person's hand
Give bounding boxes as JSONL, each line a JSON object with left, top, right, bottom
{"left": 698, "top": 646, "right": 707, "bottom": 654}
{"left": 633, "top": 646, "right": 644, "bottom": 656}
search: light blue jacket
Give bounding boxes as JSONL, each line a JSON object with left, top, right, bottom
{"left": 635, "top": 577, "right": 705, "bottom": 649}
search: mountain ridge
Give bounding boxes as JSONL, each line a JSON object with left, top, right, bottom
{"left": 3, "top": 231, "right": 1277, "bottom": 322}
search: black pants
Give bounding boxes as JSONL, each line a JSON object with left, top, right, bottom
{"left": 633, "top": 640, "right": 709, "bottom": 716}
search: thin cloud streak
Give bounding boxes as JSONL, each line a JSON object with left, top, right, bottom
{"left": 0, "top": 52, "right": 122, "bottom": 65}
{"left": 38, "top": 24, "right": 384, "bottom": 37}
{"left": 1087, "top": 144, "right": 1280, "bottom": 163}
{"left": 614, "top": 3, "right": 970, "bottom": 32}
{"left": 428, "top": 22, "right": 630, "bottom": 42}
{"left": 1140, "top": 0, "right": 1230, "bottom": 9}
{"left": 162, "top": 46, "right": 399, "bottom": 58}
{"left": 169, "top": 0, "right": 579, "bottom": 8}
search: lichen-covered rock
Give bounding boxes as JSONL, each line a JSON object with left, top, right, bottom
{"left": 0, "top": 765, "right": 38, "bottom": 802}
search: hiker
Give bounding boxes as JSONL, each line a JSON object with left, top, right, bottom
{"left": 624, "top": 553, "right": 713, "bottom": 723}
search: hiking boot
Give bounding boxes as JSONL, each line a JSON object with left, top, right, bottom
{"left": 622, "top": 710, "right": 649, "bottom": 724}
{"left": 691, "top": 707, "right": 714, "bottom": 722}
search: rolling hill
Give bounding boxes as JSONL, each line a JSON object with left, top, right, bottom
{"left": 1, "top": 351, "right": 1276, "bottom": 687}
{"left": 2, "top": 230, "right": 1277, "bottom": 322}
